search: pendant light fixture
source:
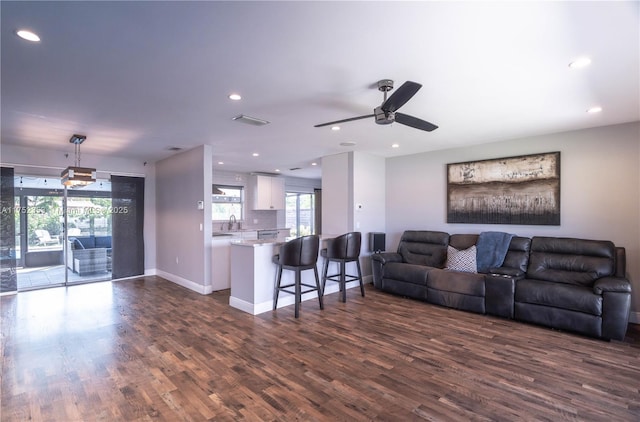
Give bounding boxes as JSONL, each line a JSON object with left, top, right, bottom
{"left": 61, "top": 134, "right": 96, "bottom": 187}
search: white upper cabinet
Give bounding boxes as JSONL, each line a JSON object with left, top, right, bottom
{"left": 249, "top": 175, "right": 285, "bottom": 210}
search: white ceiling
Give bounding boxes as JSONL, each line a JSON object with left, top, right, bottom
{"left": 2, "top": 1, "right": 639, "bottom": 179}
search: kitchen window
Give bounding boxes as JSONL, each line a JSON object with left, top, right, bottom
{"left": 212, "top": 185, "right": 243, "bottom": 222}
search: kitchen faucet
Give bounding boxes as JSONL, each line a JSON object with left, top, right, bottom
{"left": 228, "top": 214, "right": 237, "bottom": 231}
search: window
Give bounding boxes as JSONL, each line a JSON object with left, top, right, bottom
{"left": 212, "top": 185, "right": 243, "bottom": 221}
{"left": 286, "top": 192, "right": 315, "bottom": 237}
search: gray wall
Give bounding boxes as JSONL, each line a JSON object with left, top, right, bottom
{"left": 156, "top": 145, "right": 212, "bottom": 293}
{"left": 385, "top": 122, "right": 640, "bottom": 322}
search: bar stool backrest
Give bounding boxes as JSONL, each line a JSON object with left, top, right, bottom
{"left": 326, "top": 232, "right": 361, "bottom": 260}
{"left": 279, "top": 235, "right": 320, "bottom": 267}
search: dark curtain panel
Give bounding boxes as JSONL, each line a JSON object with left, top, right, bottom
{"left": 314, "top": 188, "right": 322, "bottom": 235}
{"left": 1, "top": 167, "right": 17, "bottom": 292}
{"left": 111, "top": 176, "right": 144, "bottom": 279}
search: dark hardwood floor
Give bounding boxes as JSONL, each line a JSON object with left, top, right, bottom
{"left": 2, "top": 277, "right": 639, "bottom": 421}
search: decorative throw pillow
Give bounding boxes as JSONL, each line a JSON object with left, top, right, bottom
{"left": 445, "top": 245, "right": 478, "bottom": 273}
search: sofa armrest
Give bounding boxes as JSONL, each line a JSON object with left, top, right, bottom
{"left": 371, "top": 252, "right": 402, "bottom": 265}
{"left": 593, "top": 277, "right": 632, "bottom": 295}
{"left": 594, "top": 277, "right": 632, "bottom": 340}
{"left": 371, "top": 252, "right": 403, "bottom": 289}
{"left": 488, "top": 267, "right": 525, "bottom": 278}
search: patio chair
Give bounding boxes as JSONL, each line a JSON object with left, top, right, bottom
{"left": 35, "top": 229, "right": 59, "bottom": 246}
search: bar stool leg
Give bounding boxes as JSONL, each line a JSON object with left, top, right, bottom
{"left": 273, "top": 265, "right": 282, "bottom": 310}
{"left": 321, "top": 257, "right": 329, "bottom": 296}
{"left": 294, "top": 269, "right": 301, "bottom": 318}
{"left": 313, "top": 266, "right": 324, "bottom": 310}
{"left": 340, "top": 261, "right": 346, "bottom": 302}
{"left": 356, "top": 259, "right": 365, "bottom": 297}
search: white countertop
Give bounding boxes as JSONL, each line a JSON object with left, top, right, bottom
{"left": 230, "top": 234, "right": 340, "bottom": 247}
{"left": 230, "top": 239, "right": 284, "bottom": 247}
{"left": 212, "top": 227, "right": 290, "bottom": 236}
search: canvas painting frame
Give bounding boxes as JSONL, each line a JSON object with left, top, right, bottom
{"left": 447, "top": 152, "right": 560, "bottom": 225}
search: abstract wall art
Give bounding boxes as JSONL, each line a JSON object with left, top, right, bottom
{"left": 447, "top": 152, "right": 560, "bottom": 225}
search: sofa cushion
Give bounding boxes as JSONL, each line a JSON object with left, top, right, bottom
{"left": 397, "top": 231, "right": 448, "bottom": 267}
{"left": 74, "top": 236, "right": 96, "bottom": 249}
{"left": 515, "top": 279, "right": 602, "bottom": 316}
{"left": 445, "top": 245, "right": 477, "bottom": 273}
{"left": 526, "top": 237, "right": 615, "bottom": 287}
{"left": 95, "top": 236, "right": 112, "bottom": 248}
{"left": 384, "top": 262, "right": 431, "bottom": 286}
{"left": 501, "top": 237, "right": 531, "bottom": 273}
{"left": 428, "top": 268, "right": 486, "bottom": 296}
{"left": 449, "top": 234, "right": 478, "bottom": 250}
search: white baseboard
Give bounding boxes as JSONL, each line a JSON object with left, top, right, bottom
{"left": 629, "top": 311, "right": 640, "bottom": 325}
{"left": 229, "top": 275, "right": 372, "bottom": 315}
{"left": 155, "top": 270, "right": 213, "bottom": 295}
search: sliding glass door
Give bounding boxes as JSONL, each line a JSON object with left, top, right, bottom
{"left": 2, "top": 168, "right": 145, "bottom": 292}
{"left": 13, "top": 175, "right": 112, "bottom": 290}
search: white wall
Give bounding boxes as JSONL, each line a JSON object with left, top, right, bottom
{"left": 385, "top": 122, "right": 640, "bottom": 321}
{"left": 321, "top": 152, "right": 352, "bottom": 235}
{"left": 322, "top": 151, "right": 386, "bottom": 277}
{"left": 156, "top": 145, "right": 212, "bottom": 293}
{"left": 1, "top": 143, "right": 157, "bottom": 272}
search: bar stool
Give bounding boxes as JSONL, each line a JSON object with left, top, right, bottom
{"left": 321, "top": 232, "right": 364, "bottom": 302}
{"left": 272, "top": 235, "right": 323, "bottom": 318}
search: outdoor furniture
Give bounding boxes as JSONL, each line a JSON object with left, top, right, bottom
{"left": 35, "top": 230, "right": 59, "bottom": 246}
{"left": 66, "top": 236, "right": 111, "bottom": 275}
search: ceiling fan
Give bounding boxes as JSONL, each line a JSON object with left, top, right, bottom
{"left": 314, "top": 79, "right": 438, "bottom": 132}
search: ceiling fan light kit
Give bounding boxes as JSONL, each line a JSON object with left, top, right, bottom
{"left": 315, "top": 79, "right": 438, "bottom": 132}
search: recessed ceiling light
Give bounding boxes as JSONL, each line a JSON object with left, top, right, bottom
{"left": 331, "top": 126, "right": 340, "bottom": 131}
{"left": 252, "top": 152, "right": 259, "bottom": 157}
{"left": 392, "top": 143, "right": 400, "bottom": 148}
{"left": 16, "top": 30, "right": 40, "bottom": 42}
{"left": 275, "top": 169, "right": 280, "bottom": 172}
{"left": 587, "top": 106, "right": 602, "bottom": 113}
{"left": 569, "top": 57, "right": 592, "bottom": 69}
{"left": 228, "top": 93, "right": 242, "bottom": 101}
{"left": 311, "top": 162, "right": 317, "bottom": 166}
{"left": 218, "top": 161, "right": 224, "bottom": 165}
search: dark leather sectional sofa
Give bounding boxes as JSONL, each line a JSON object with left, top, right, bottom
{"left": 371, "top": 230, "right": 632, "bottom": 341}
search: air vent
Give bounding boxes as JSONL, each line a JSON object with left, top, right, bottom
{"left": 167, "top": 146, "right": 183, "bottom": 151}
{"left": 250, "top": 172, "right": 280, "bottom": 177}
{"left": 289, "top": 167, "right": 301, "bottom": 171}
{"left": 232, "top": 114, "right": 270, "bottom": 126}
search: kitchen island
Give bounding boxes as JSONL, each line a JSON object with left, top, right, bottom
{"left": 229, "top": 235, "right": 353, "bottom": 315}
{"left": 211, "top": 228, "right": 290, "bottom": 291}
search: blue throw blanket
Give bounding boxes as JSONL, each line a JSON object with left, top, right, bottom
{"left": 476, "top": 231, "right": 515, "bottom": 273}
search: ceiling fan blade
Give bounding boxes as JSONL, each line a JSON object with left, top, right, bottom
{"left": 381, "top": 81, "right": 422, "bottom": 113}
{"left": 395, "top": 113, "right": 439, "bottom": 132}
{"left": 314, "top": 114, "right": 375, "bottom": 127}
